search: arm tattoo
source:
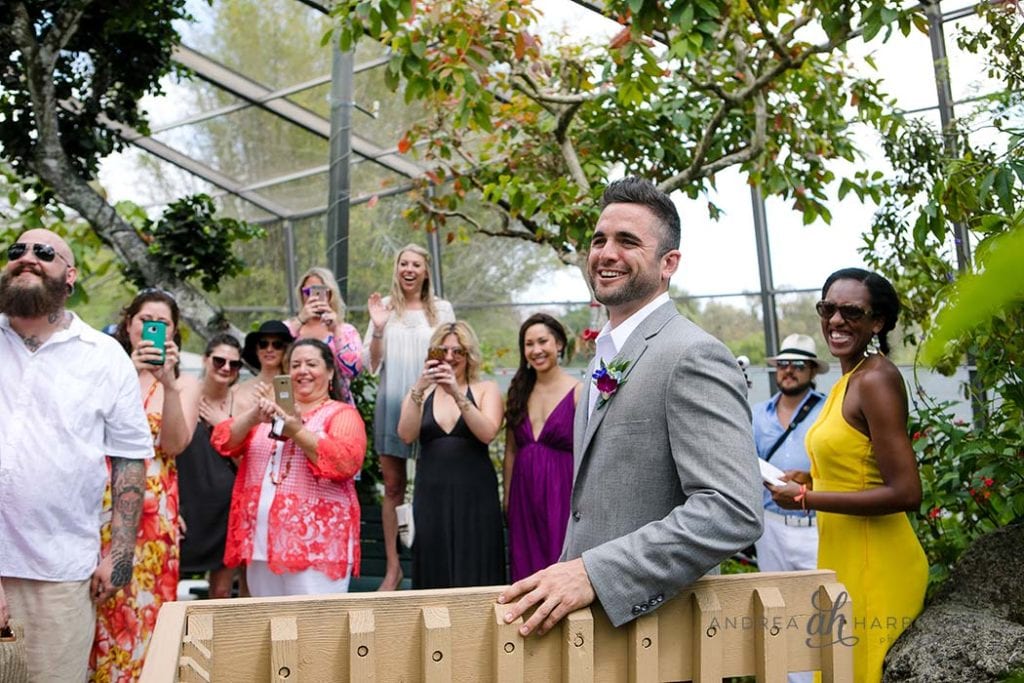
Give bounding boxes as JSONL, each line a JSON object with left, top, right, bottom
{"left": 109, "top": 457, "right": 145, "bottom": 587}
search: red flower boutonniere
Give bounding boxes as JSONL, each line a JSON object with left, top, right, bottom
{"left": 592, "top": 358, "right": 630, "bottom": 409}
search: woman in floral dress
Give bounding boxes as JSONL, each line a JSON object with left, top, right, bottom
{"left": 89, "top": 290, "right": 200, "bottom": 682}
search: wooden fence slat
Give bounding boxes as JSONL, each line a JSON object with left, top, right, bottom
{"left": 561, "top": 608, "right": 594, "bottom": 682}
{"left": 754, "top": 586, "right": 787, "bottom": 683}
{"left": 817, "top": 583, "right": 854, "bottom": 683}
{"left": 628, "top": 612, "right": 659, "bottom": 683}
{"left": 270, "top": 616, "right": 299, "bottom": 682}
{"left": 493, "top": 603, "right": 525, "bottom": 683}
{"left": 349, "top": 609, "right": 376, "bottom": 681}
{"left": 691, "top": 588, "right": 722, "bottom": 683}
{"left": 421, "top": 606, "right": 452, "bottom": 683}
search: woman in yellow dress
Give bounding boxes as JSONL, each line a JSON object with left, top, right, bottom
{"left": 770, "top": 268, "right": 928, "bottom": 683}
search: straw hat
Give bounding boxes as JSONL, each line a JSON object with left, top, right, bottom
{"left": 767, "top": 333, "right": 829, "bottom": 373}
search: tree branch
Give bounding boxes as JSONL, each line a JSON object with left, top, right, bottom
{"left": 554, "top": 100, "right": 590, "bottom": 191}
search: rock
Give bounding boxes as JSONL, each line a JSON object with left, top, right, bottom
{"left": 883, "top": 522, "right": 1024, "bottom": 682}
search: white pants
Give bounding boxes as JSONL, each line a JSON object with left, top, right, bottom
{"left": 755, "top": 511, "right": 819, "bottom": 683}
{"left": 3, "top": 576, "right": 94, "bottom": 683}
{"left": 246, "top": 561, "right": 351, "bottom": 597}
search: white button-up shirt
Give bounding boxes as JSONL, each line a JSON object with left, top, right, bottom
{"left": 0, "top": 312, "right": 153, "bottom": 581}
{"left": 589, "top": 292, "right": 672, "bottom": 417}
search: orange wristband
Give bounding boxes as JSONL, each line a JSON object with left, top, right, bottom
{"left": 793, "top": 484, "right": 808, "bottom": 511}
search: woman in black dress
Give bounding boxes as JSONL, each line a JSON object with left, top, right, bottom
{"left": 396, "top": 321, "right": 506, "bottom": 588}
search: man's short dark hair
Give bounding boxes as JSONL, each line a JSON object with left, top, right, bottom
{"left": 600, "top": 177, "right": 681, "bottom": 255}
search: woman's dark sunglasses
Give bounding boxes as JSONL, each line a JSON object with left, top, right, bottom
{"left": 258, "top": 338, "right": 287, "bottom": 350}
{"left": 815, "top": 300, "right": 873, "bottom": 322}
{"left": 7, "top": 242, "right": 71, "bottom": 265}
{"left": 211, "top": 356, "right": 243, "bottom": 371}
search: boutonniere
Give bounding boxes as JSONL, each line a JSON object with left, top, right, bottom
{"left": 592, "top": 358, "right": 630, "bottom": 410}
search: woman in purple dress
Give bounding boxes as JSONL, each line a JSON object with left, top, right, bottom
{"left": 503, "top": 314, "right": 581, "bottom": 582}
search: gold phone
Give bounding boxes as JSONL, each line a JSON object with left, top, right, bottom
{"left": 273, "top": 375, "right": 295, "bottom": 415}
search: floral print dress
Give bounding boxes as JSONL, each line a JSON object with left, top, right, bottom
{"left": 89, "top": 383, "right": 179, "bottom": 683}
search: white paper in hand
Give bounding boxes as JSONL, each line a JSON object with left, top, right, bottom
{"left": 759, "top": 459, "right": 787, "bottom": 486}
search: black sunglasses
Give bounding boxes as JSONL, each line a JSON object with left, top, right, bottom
{"left": 211, "top": 356, "right": 243, "bottom": 371}
{"left": 258, "top": 338, "right": 287, "bottom": 350}
{"left": 7, "top": 242, "right": 71, "bottom": 266}
{"left": 815, "top": 300, "right": 873, "bottom": 322}
{"left": 776, "top": 359, "right": 809, "bottom": 370}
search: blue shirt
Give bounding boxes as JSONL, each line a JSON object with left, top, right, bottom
{"left": 752, "top": 390, "right": 826, "bottom": 517}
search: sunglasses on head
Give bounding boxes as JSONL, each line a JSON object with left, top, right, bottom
{"left": 258, "top": 338, "right": 287, "bottom": 350}
{"left": 7, "top": 242, "right": 71, "bottom": 266}
{"left": 776, "top": 360, "right": 809, "bottom": 370}
{"left": 815, "top": 300, "right": 873, "bottom": 322}
{"left": 211, "top": 356, "right": 243, "bottom": 371}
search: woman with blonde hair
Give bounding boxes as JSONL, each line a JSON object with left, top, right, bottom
{"left": 397, "top": 321, "right": 505, "bottom": 589}
{"left": 365, "top": 244, "right": 455, "bottom": 590}
{"left": 286, "top": 267, "right": 362, "bottom": 405}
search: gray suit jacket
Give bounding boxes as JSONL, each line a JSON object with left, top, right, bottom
{"left": 562, "top": 301, "right": 763, "bottom": 626}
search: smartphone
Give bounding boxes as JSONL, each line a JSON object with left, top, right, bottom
{"left": 141, "top": 320, "right": 167, "bottom": 365}
{"left": 427, "top": 346, "right": 446, "bottom": 363}
{"left": 273, "top": 374, "right": 295, "bottom": 415}
{"left": 306, "top": 285, "right": 329, "bottom": 303}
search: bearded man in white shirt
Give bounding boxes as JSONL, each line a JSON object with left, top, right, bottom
{"left": 0, "top": 229, "right": 153, "bottom": 682}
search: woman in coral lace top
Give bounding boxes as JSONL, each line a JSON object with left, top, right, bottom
{"left": 212, "top": 338, "right": 367, "bottom": 596}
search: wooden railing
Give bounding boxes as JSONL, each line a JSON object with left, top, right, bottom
{"left": 140, "top": 569, "right": 852, "bottom": 682}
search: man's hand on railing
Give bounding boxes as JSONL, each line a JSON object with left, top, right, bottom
{"left": 497, "top": 558, "right": 596, "bottom": 636}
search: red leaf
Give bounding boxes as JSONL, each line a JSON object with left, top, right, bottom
{"left": 397, "top": 135, "right": 412, "bottom": 154}
{"left": 514, "top": 32, "right": 526, "bottom": 60}
{"left": 608, "top": 27, "right": 631, "bottom": 50}
{"left": 367, "top": 195, "right": 379, "bottom": 209}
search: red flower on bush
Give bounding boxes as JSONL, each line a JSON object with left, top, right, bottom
{"left": 581, "top": 327, "right": 599, "bottom": 342}
{"left": 928, "top": 507, "right": 942, "bottom": 520}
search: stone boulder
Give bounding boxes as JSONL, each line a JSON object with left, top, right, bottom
{"left": 884, "top": 522, "right": 1024, "bottom": 682}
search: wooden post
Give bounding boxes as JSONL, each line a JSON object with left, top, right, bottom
{"left": 421, "top": 606, "right": 452, "bottom": 682}
{"left": 628, "top": 612, "right": 659, "bottom": 683}
{"left": 270, "top": 616, "right": 299, "bottom": 682}
{"left": 492, "top": 603, "right": 524, "bottom": 682}
{"left": 561, "top": 608, "right": 594, "bottom": 682}
{"left": 691, "top": 588, "right": 722, "bottom": 682}
{"left": 817, "top": 583, "right": 854, "bottom": 683}
{"left": 753, "top": 587, "right": 787, "bottom": 682}
{"left": 349, "top": 609, "right": 376, "bottom": 681}
{"left": 179, "top": 613, "right": 213, "bottom": 682}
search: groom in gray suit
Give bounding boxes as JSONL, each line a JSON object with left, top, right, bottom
{"left": 499, "top": 177, "right": 763, "bottom": 634}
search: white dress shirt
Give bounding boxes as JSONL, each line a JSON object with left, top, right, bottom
{"left": 589, "top": 292, "right": 672, "bottom": 417}
{"left": 0, "top": 313, "right": 153, "bottom": 581}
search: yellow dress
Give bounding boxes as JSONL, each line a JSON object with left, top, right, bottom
{"left": 805, "top": 360, "right": 928, "bottom": 683}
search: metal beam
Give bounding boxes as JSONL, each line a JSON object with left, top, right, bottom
{"left": 172, "top": 45, "right": 425, "bottom": 179}
{"left": 91, "top": 109, "right": 293, "bottom": 218}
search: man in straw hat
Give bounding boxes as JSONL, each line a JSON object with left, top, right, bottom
{"left": 753, "top": 333, "right": 829, "bottom": 683}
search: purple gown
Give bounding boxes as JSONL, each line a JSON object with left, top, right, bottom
{"left": 507, "top": 388, "right": 576, "bottom": 582}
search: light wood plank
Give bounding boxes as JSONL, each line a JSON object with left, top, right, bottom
{"left": 561, "top": 608, "right": 594, "bottom": 682}
{"left": 627, "top": 612, "right": 659, "bottom": 683}
{"left": 493, "top": 603, "right": 524, "bottom": 683}
{"left": 691, "top": 588, "right": 722, "bottom": 683}
{"left": 753, "top": 587, "right": 787, "bottom": 683}
{"left": 421, "top": 606, "right": 452, "bottom": 682}
{"left": 349, "top": 609, "right": 376, "bottom": 681}
{"left": 270, "top": 615, "right": 299, "bottom": 682}
{"left": 817, "top": 583, "right": 855, "bottom": 683}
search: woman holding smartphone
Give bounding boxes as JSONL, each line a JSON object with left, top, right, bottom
{"left": 211, "top": 339, "right": 366, "bottom": 596}
{"left": 397, "top": 321, "right": 505, "bottom": 589}
{"left": 286, "top": 267, "right": 362, "bottom": 405}
{"left": 364, "top": 244, "right": 454, "bottom": 590}
{"left": 90, "top": 289, "right": 201, "bottom": 681}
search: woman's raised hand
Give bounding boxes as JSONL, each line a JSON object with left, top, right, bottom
{"left": 367, "top": 292, "right": 390, "bottom": 330}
